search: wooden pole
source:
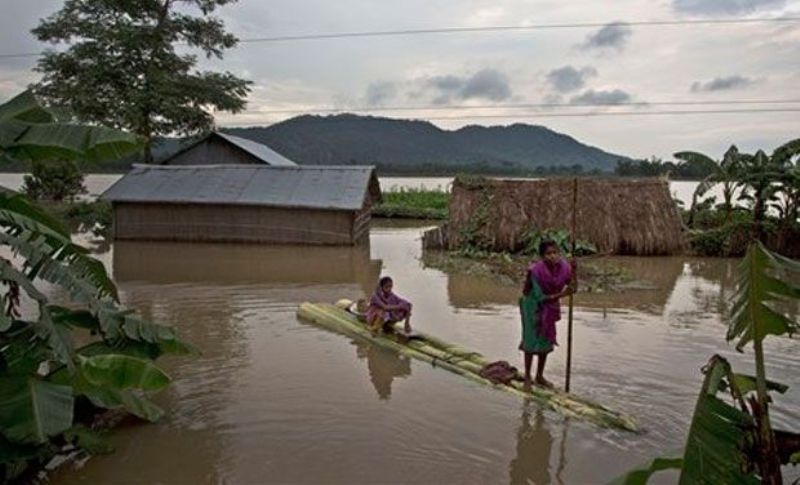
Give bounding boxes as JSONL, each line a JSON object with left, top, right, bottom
{"left": 565, "top": 177, "right": 578, "bottom": 393}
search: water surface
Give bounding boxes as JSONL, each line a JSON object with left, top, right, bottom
{"left": 44, "top": 221, "right": 799, "bottom": 484}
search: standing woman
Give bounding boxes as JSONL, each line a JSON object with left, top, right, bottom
{"left": 519, "top": 240, "right": 576, "bottom": 388}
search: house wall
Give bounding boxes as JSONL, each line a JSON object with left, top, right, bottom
{"left": 112, "top": 202, "right": 359, "bottom": 245}
{"left": 165, "top": 137, "right": 261, "bottom": 165}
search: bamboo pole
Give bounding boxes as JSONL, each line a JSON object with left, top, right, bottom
{"left": 565, "top": 177, "right": 578, "bottom": 393}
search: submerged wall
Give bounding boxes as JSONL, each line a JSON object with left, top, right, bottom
{"left": 112, "top": 202, "right": 367, "bottom": 245}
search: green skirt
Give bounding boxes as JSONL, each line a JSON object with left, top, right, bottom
{"left": 518, "top": 280, "right": 553, "bottom": 354}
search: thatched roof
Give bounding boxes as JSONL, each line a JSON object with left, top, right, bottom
{"left": 441, "top": 176, "right": 686, "bottom": 256}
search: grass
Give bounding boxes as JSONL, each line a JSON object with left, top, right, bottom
{"left": 373, "top": 187, "right": 450, "bottom": 220}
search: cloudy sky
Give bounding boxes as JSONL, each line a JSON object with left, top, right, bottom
{"left": 1, "top": 0, "right": 799, "bottom": 160}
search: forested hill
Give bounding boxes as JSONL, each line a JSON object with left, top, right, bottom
{"left": 0, "top": 114, "right": 632, "bottom": 174}
{"left": 224, "top": 114, "right": 632, "bottom": 174}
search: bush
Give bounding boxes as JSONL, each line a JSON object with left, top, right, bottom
{"left": 522, "top": 228, "right": 597, "bottom": 256}
{"left": 373, "top": 188, "right": 449, "bottom": 219}
{"left": 22, "top": 159, "right": 87, "bottom": 202}
{"left": 689, "top": 220, "right": 778, "bottom": 257}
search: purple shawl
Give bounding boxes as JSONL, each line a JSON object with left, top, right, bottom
{"left": 528, "top": 259, "right": 572, "bottom": 344}
{"left": 366, "top": 286, "right": 411, "bottom": 323}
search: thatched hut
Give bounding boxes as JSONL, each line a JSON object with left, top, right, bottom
{"left": 433, "top": 177, "right": 685, "bottom": 256}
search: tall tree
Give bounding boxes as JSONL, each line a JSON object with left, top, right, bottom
{"left": 32, "top": 0, "right": 251, "bottom": 163}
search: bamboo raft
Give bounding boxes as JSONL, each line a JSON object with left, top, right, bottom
{"left": 297, "top": 300, "right": 639, "bottom": 432}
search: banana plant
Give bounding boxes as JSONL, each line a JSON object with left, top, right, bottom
{"left": 0, "top": 90, "right": 141, "bottom": 164}
{"left": 612, "top": 241, "right": 799, "bottom": 484}
{"left": 770, "top": 139, "right": 800, "bottom": 229}
{"left": 675, "top": 145, "right": 743, "bottom": 226}
{"left": 0, "top": 91, "right": 190, "bottom": 481}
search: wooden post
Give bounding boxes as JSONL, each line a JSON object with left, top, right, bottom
{"left": 565, "top": 178, "right": 578, "bottom": 393}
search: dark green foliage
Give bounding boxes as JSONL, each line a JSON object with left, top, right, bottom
{"left": 63, "top": 200, "right": 112, "bottom": 238}
{"left": 0, "top": 91, "right": 141, "bottom": 165}
{"left": 0, "top": 92, "right": 187, "bottom": 479}
{"left": 22, "top": 159, "right": 86, "bottom": 202}
{"left": 615, "top": 156, "right": 716, "bottom": 179}
{"left": 522, "top": 229, "right": 597, "bottom": 257}
{"left": 33, "top": 0, "right": 251, "bottom": 162}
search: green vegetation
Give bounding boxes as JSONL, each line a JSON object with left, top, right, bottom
{"left": 0, "top": 91, "right": 188, "bottom": 480}
{"left": 22, "top": 158, "right": 86, "bottom": 202}
{"left": 43, "top": 200, "right": 112, "bottom": 239}
{"left": 615, "top": 155, "right": 716, "bottom": 179}
{"left": 683, "top": 139, "right": 800, "bottom": 257}
{"left": 522, "top": 228, "right": 597, "bottom": 257}
{"left": 33, "top": 0, "right": 251, "bottom": 162}
{"left": 615, "top": 137, "right": 800, "bottom": 483}
{"left": 372, "top": 187, "right": 449, "bottom": 219}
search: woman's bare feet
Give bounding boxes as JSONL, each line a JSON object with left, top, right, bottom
{"left": 534, "top": 377, "right": 554, "bottom": 389}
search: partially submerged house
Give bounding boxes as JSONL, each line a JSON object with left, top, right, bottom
{"left": 102, "top": 164, "right": 382, "bottom": 245}
{"left": 160, "top": 131, "right": 297, "bottom": 167}
{"left": 425, "top": 176, "right": 686, "bottom": 256}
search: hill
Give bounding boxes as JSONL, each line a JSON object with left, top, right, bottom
{"left": 0, "top": 114, "right": 632, "bottom": 174}
{"left": 225, "top": 114, "right": 631, "bottom": 174}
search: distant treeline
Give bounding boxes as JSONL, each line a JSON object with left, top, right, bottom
{"left": 614, "top": 157, "right": 715, "bottom": 179}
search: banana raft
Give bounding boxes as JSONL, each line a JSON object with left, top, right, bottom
{"left": 297, "top": 300, "right": 639, "bottom": 432}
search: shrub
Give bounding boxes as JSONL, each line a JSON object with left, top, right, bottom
{"left": 22, "top": 159, "right": 87, "bottom": 202}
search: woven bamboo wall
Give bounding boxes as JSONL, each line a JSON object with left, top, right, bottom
{"left": 112, "top": 202, "right": 364, "bottom": 245}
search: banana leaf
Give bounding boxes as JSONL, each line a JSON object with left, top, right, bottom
{"left": 78, "top": 354, "right": 170, "bottom": 392}
{"left": 611, "top": 355, "right": 759, "bottom": 484}
{"left": 0, "top": 90, "right": 142, "bottom": 163}
{"left": 728, "top": 241, "right": 800, "bottom": 350}
{"left": 0, "top": 376, "right": 73, "bottom": 444}
{"left": 609, "top": 457, "right": 683, "bottom": 485}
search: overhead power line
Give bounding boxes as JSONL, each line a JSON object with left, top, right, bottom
{"left": 217, "top": 107, "right": 800, "bottom": 126}
{"left": 242, "top": 98, "right": 800, "bottom": 116}
{"left": 2, "top": 16, "right": 799, "bottom": 59}
{"left": 236, "top": 17, "right": 800, "bottom": 44}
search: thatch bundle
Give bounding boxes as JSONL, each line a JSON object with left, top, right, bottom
{"left": 441, "top": 176, "right": 686, "bottom": 256}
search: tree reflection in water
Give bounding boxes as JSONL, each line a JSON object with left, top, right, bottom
{"left": 355, "top": 341, "right": 412, "bottom": 400}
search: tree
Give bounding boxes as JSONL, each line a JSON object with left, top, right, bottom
{"left": 770, "top": 139, "right": 800, "bottom": 229}
{"left": 22, "top": 159, "right": 87, "bottom": 202}
{"left": 32, "top": 0, "right": 251, "bottom": 163}
{"left": 675, "top": 145, "right": 743, "bottom": 225}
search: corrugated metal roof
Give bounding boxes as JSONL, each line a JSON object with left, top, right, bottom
{"left": 215, "top": 133, "right": 297, "bottom": 166}
{"left": 101, "top": 165, "right": 379, "bottom": 211}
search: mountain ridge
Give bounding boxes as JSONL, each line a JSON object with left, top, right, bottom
{"left": 223, "top": 114, "right": 632, "bottom": 174}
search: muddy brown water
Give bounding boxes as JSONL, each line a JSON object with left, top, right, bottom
{"left": 44, "top": 221, "right": 798, "bottom": 484}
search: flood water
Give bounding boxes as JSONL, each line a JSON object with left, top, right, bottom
{"left": 44, "top": 220, "right": 799, "bottom": 484}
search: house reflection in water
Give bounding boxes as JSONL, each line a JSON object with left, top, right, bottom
{"left": 112, "top": 240, "right": 382, "bottom": 294}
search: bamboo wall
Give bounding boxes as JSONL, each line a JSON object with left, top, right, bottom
{"left": 112, "top": 202, "right": 367, "bottom": 245}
